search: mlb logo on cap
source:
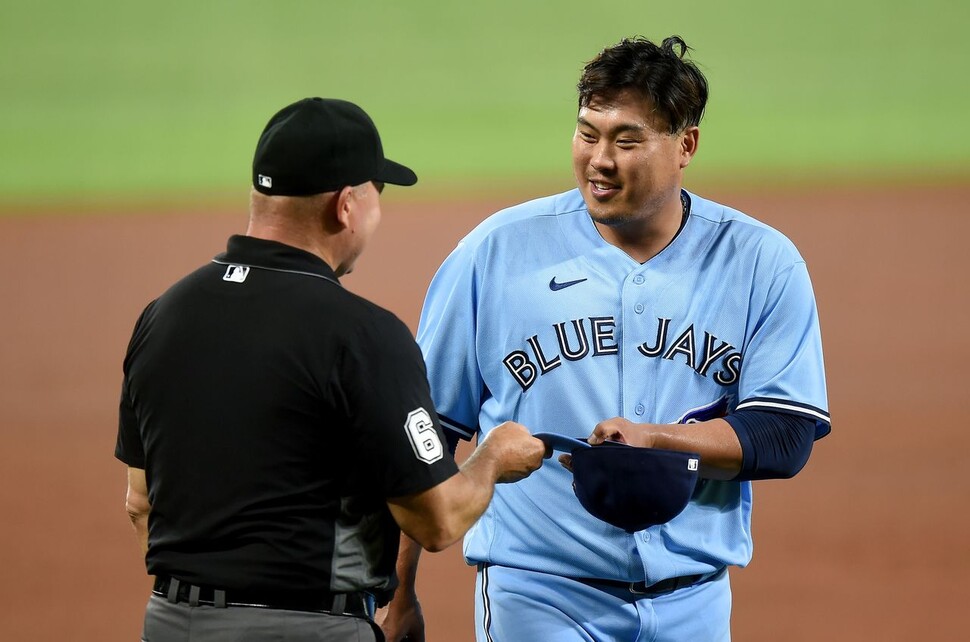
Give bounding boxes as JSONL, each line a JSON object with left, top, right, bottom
{"left": 535, "top": 433, "right": 701, "bottom": 532}
{"left": 251, "top": 97, "right": 417, "bottom": 196}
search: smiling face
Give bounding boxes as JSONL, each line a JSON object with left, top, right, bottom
{"left": 572, "top": 89, "right": 698, "bottom": 236}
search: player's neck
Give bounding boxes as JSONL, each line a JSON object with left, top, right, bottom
{"left": 595, "top": 193, "right": 688, "bottom": 264}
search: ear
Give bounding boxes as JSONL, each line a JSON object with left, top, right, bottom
{"left": 333, "top": 185, "right": 356, "bottom": 231}
{"left": 679, "top": 127, "right": 700, "bottom": 169}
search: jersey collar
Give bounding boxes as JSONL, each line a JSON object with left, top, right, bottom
{"left": 571, "top": 188, "right": 694, "bottom": 267}
{"left": 213, "top": 235, "right": 341, "bottom": 285}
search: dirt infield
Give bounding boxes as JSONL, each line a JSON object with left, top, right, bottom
{"left": 1, "top": 183, "right": 967, "bottom": 641}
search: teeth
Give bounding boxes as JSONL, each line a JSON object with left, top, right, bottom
{"left": 592, "top": 181, "right": 614, "bottom": 190}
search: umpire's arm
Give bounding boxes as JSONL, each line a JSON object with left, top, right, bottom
{"left": 386, "top": 422, "right": 546, "bottom": 552}
{"left": 125, "top": 466, "right": 151, "bottom": 554}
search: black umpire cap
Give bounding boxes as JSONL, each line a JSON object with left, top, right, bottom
{"left": 252, "top": 97, "right": 418, "bottom": 196}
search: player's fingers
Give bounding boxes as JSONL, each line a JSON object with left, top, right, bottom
{"left": 588, "top": 423, "right": 613, "bottom": 445}
{"left": 590, "top": 417, "right": 631, "bottom": 445}
{"left": 558, "top": 453, "right": 573, "bottom": 471}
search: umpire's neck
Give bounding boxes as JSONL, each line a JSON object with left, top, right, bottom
{"left": 245, "top": 186, "right": 374, "bottom": 277}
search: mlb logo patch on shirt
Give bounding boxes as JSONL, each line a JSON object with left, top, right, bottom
{"left": 223, "top": 265, "right": 250, "bottom": 283}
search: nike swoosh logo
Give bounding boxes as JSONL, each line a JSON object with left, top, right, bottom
{"left": 549, "top": 276, "right": 588, "bottom": 291}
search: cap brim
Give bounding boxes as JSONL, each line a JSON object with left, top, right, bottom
{"left": 534, "top": 432, "right": 592, "bottom": 454}
{"left": 375, "top": 158, "right": 417, "bottom": 187}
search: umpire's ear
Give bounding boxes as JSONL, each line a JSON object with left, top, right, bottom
{"left": 333, "top": 185, "right": 356, "bottom": 231}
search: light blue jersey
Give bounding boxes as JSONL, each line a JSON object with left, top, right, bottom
{"left": 417, "top": 188, "right": 830, "bottom": 585}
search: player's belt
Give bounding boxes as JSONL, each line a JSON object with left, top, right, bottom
{"left": 152, "top": 576, "right": 376, "bottom": 618}
{"left": 572, "top": 567, "right": 725, "bottom": 597}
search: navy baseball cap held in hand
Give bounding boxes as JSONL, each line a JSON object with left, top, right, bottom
{"left": 535, "top": 433, "right": 701, "bottom": 532}
{"left": 252, "top": 97, "right": 418, "bottom": 196}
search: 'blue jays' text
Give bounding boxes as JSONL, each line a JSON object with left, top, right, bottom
{"left": 502, "top": 316, "right": 742, "bottom": 391}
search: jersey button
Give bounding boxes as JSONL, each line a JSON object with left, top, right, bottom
{"left": 634, "top": 303, "right": 644, "bottom": 314}
{"left": 633, "top": 275, "right": 645, "bottom": 285}
{"left": 634, "top": 404, "right": 645, "bottom": 415}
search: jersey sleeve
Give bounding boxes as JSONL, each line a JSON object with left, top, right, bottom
{"left": 415, "top": 239, "right": 483, "bottom": 442}
{"left": 337, "top": 311, "right": 459, "bottom": 499}
{"left": 115, "top": 304, "right": 151, "bottom": 468}
{"left": 115, "top": 378, "right": 146, "bottom": 467}
{"left": 735, "top": 259, "right": 831, "bottom": 439}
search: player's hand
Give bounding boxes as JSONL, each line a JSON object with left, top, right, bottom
{"left": 377, "top": 589, "right": 425, "bottom": 642}
{"left": 483, "top": 421, "right": 549, "bottom": 483}
{"left": 589, "top": 417, "right": 656, "bottom": 448}
{"left": 558, "top": 418, "right": 657, "bottom": 472}
{"left": 558, "top": 453, "right": 575, "bottom": 472}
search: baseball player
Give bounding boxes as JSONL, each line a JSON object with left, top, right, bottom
{"left": 381, "top": 37, "right": 830, "bottom": 642}
{"left": 116, "top": 97, "right": 546, "bottom": 642}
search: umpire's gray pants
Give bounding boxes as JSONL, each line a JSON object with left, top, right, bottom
{"left": 142, "top": 594, "right": 382, "bottom": 641}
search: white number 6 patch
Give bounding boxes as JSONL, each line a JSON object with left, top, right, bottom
{"left": 404, "top": 407, "right": 443, "bottom": 464}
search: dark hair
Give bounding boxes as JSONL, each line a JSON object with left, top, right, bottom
{"left": 577, "top": 36, "right": 709, "bottom": 134}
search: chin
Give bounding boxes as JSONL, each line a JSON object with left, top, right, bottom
{"left": 581, "top": 192, "right": 625, "bottom": 226}
{"left": 589, "top": 209, "right": 633, "bottom": 228}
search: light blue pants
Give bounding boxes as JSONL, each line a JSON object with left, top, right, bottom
{"left": 475, "top": 565, "right": 732, "bottom": 642}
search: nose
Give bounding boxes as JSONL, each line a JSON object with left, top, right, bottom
{"left": 589, "top": 141, "right": 615, "bottom": 173}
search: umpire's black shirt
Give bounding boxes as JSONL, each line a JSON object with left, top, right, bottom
{"left": 116, "top": 235, "right": 458, "bottom": 598}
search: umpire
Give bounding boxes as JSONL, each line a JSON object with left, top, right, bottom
{"left": 116, "top": 97, "right": 546, "bottom": 642}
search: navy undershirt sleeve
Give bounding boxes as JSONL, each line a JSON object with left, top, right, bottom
{"left": 724, "top": 409, "right": 815, "bottom": 481}
{"left": 445, "top": 429, "right": 462, "bottom": 455}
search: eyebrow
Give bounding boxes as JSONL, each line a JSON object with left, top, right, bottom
{"left": 576, "top": 116, "right": 645, "bottom": 136}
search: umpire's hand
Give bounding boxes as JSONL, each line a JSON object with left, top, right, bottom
{"left": 481, "top": 422, "right": 549, "bottom": 483}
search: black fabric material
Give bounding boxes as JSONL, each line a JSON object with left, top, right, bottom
{"left": 724, "top": 409, "right": 815, "bottom": 481}
{"left": 444, "top": 429, "right": 462, "bottom": 455}
{"left": 116, "top": 235, "right": 457, "bottom": 596}
{"left": 252, "top": 97, "right": 417, "bottom": 195}
{"left": 152, "top": 576, "right": 375, "bottom": 617}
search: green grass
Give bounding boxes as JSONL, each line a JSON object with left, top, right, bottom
{"left": 1, "top": 0, "right": 967, "bottom": 208}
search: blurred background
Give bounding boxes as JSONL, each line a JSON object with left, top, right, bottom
{"left": 2, "top": 0, "right": 967, "bottom": 210}
{"left": 1, "top": 1, "right": 968, "bottom": 640}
